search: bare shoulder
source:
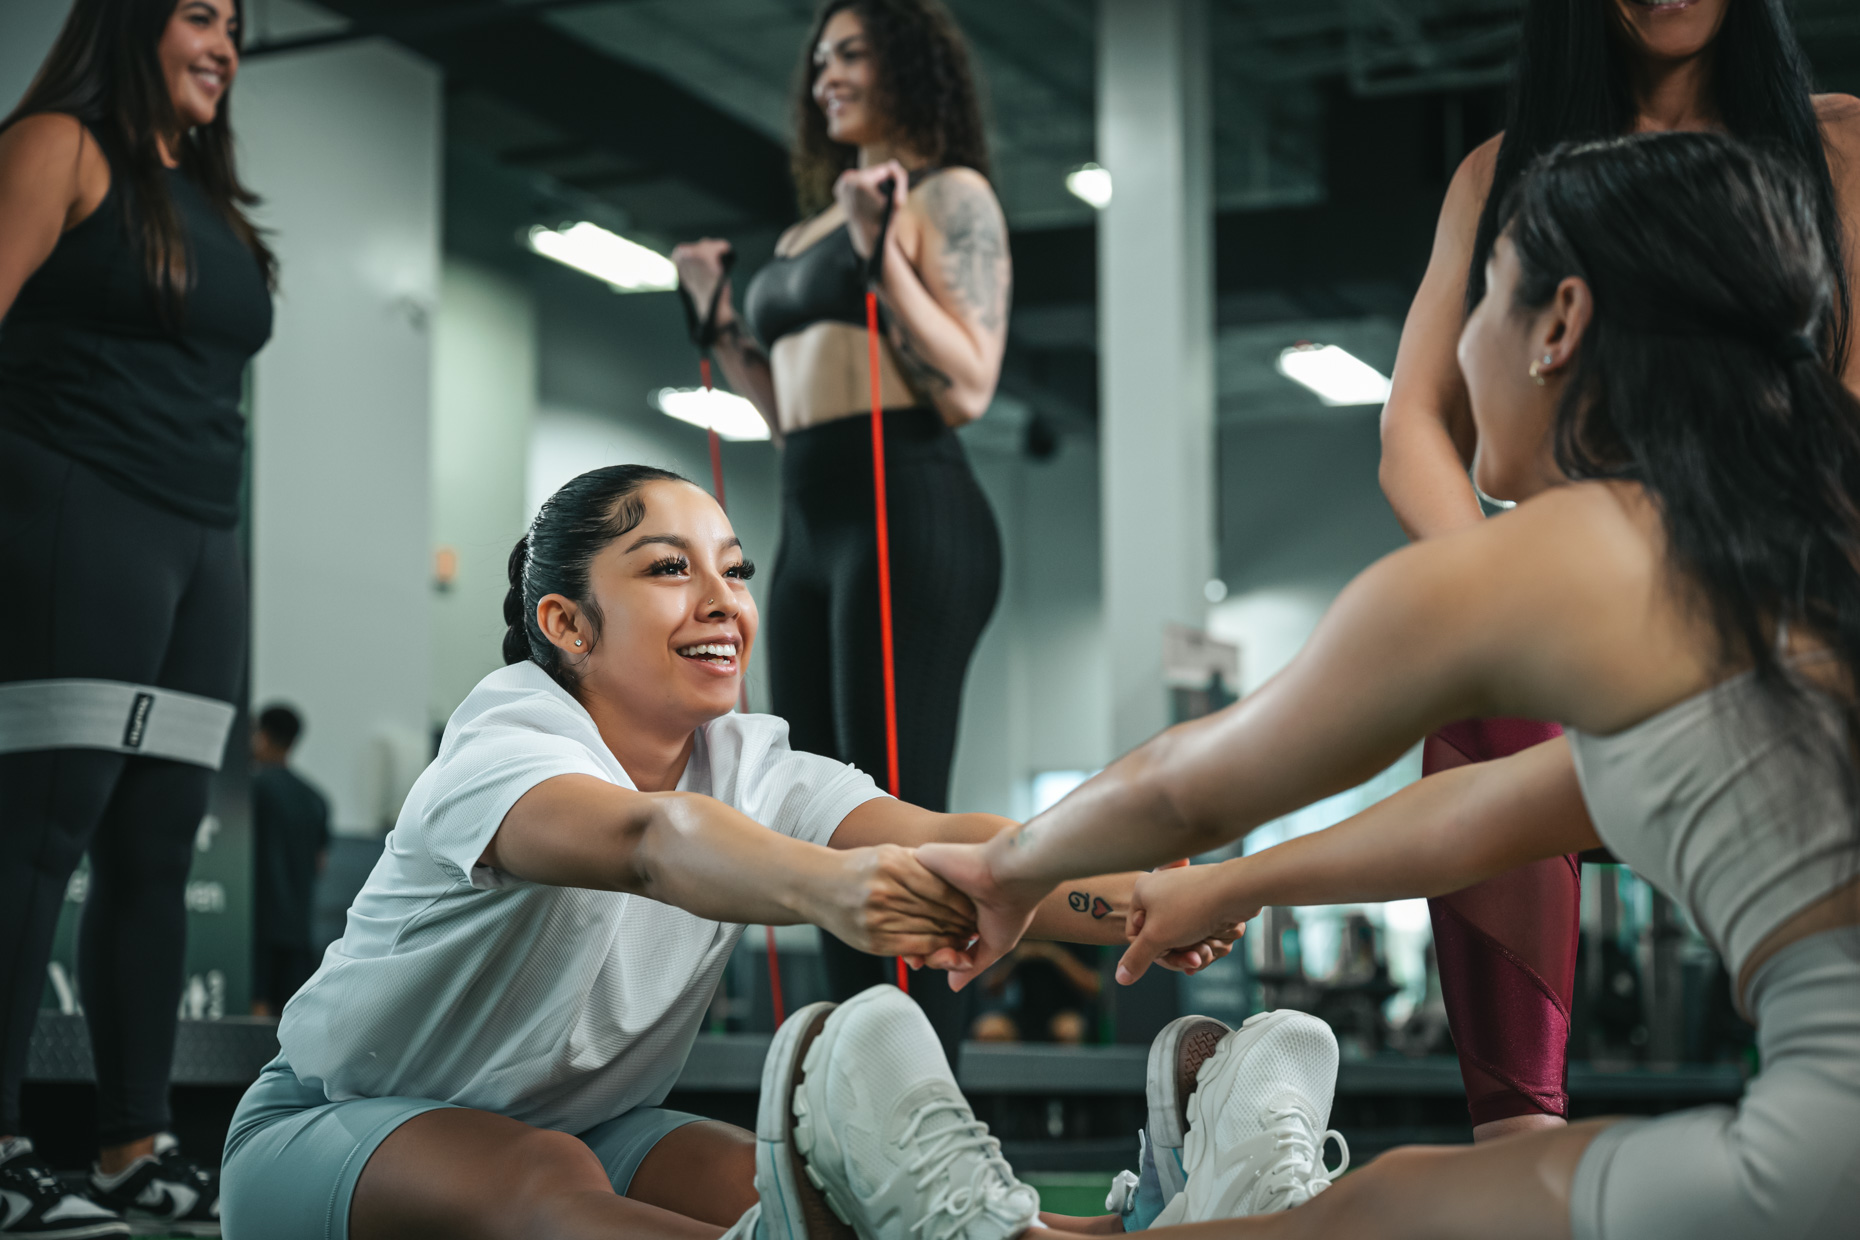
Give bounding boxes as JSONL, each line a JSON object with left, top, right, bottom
{"left": 0, "top": 112, "right": 88, "bottom": 170}
{"left": 907, "top": 166, "right": 1005, "bottom": 233}
{"left": 1815, "top": 94, "right": 1860, "bottom": 166}
{"left": 1813, "top": 92, "right": 1860, "bottom": 128}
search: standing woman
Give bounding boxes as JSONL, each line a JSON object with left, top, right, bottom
{"left": 673, "top": 0, "right": 1011, "bottom": 1060}
{"left": 1376, "top": 0, "right": 1860, "bottom": 1141}
{"left": 0, "top": 1, "right": 272, "bottom": 1235}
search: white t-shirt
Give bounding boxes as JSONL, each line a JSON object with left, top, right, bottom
{"left": 277, "top": 661, "right": 886, "bottom": 1133}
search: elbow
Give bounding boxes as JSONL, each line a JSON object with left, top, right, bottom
{"left": 1130, "top": 728, "right": 1230, "bottom": 858}
{"left": 943, "top": 381, "right": 993, "bottom": 427}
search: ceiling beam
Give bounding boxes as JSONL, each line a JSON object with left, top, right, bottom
{"left": 310, "top": 0, "right": 795, "bottom": 226}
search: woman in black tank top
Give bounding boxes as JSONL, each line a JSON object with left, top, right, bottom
{"left": 672, "top": 0, "right": 1010, "bottom": 1064}
{"left": 0, "top": 3, "right": 272, "bottom": 1233}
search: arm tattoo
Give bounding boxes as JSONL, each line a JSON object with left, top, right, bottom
{"left": 920, "top": 174, "right": 1011, "bottom": 333}
{"left": 1067, "top": 891, "right": 1113, "bottom": 919}
{"left": 886, "top": 314, "right": 954, "bottom": 397}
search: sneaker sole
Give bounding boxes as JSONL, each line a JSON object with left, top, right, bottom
{"left": 5, "top": 1227, "right": 129, "bottom": 1240}
{"left": 125, "top": 1223, "right": 215, "bottom": 1238}
{"left": 758, "top": 1001, "right": 852, "bottom": 1240}
{"left": 1145, "top": 1014, "right": 1232, "bottom": 1148}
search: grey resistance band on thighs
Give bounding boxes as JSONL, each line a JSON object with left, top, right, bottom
{"left": 0, "top": 679, "right": 236, "bottom": 769}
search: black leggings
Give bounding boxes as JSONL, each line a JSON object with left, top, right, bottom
{"left": 0, "top": 428, "right": 244, "bottom": 1145}
{"left": 767, "top": 410, "right": 1002, "bottom": 1065}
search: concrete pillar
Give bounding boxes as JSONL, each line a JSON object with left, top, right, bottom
{"left": 1097, "top": 0, "right": 1216, "bottom": 754}
{"left": 240, "top": 40, "right": 442, "bottom": 836}
{"left": 431, "top": 258, "right": 537, "bottom": 724}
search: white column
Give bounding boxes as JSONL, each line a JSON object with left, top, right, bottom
{"left": 240, "top": 41, "right": 443, "bottom": 836}
{"left": 431, "top": 258, "right": 537, "bottom": 724}
{"left": 1097, "top": 0, "right": 1216, "bottom": 755}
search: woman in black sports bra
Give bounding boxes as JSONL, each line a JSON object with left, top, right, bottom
{"left": 673, "top": 0, "right": 1009, "bottom": 1063}
{"left": 0, "top": 3, "right": 272, "bottom": 1234}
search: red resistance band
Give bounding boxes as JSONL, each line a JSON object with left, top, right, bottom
{"left": 865, "top": 184, "right": 909, "bottom": 995}
{"left": 684, "top": 265, "right": 788, "bottom": 1024}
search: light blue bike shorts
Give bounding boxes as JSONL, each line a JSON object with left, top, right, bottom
{"left": 220, "top": 1054, "right": 704, "bottom": 1240}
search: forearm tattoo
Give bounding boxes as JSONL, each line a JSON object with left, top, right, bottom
{"left": 1068, "top": 891, "right": 1112, "bottom": 919}
{"left": 715, "top": 318, "right": 765, "bottom": 364}
{"left": 920, "top": 174, "right": 1011, "bottom": 333}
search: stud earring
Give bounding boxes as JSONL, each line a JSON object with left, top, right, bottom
{"left": 1529, "top": 353, "right": 1552, "bottom": 386}
{"left": 574, "top": 639, "right": 584, "bottom": 647}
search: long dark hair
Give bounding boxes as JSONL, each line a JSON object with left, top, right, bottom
{"left": 790, "top": 0, "right": 990, "bottom": 216}
{"left": 504, "top": 465, "right": 691, "bottom": 693}
{"left": 1471, "top": 0, "right": 1848, "bottom": 372}
{"left": 2, "top": 0, "right": 276, "bottom": 307}
{"left": 1501, "top": 133, "right": 1860, "bottom": 731}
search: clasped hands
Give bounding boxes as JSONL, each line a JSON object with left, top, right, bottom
{"left": 833, "top": 835, "right": 1252, "bottom": 989}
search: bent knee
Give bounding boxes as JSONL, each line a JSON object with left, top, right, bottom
{"left": 505, "top": 1127, "right": 611, "bottom": 1200}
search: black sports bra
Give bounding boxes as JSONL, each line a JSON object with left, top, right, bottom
{"left": 741, "top": 167, "right": 945, "bottom": 350}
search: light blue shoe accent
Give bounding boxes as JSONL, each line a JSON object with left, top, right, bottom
{"left": 1107, "top": 1128, "right": 1178, "bottom": 1231}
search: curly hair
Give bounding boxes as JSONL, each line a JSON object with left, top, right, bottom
{"left": 790, "top": 0, "right": 990, "bottom": 217}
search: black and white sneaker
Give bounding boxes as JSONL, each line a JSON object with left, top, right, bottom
{"left": 0, "top": 1138, "right": 127, "bottom": 1239}
{"left": 86, "top": 1135, "right": 218, "bottom": 1238}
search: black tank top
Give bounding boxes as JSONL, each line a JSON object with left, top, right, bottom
{"left": 742, "top": 167, "right": 945, "bottom": 350}
{"left": 0, "top": 156, "right": 274, "bottom": 527}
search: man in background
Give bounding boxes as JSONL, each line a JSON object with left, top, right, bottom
{"left": 249, "top": 705, "right": 329, "bottom": 1017}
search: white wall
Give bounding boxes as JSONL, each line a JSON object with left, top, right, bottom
{"left": 240, "top": 40, "right": 442, "bottom": 836}
{"left": 431, "top": 258, "right": 536, "bottom": 722}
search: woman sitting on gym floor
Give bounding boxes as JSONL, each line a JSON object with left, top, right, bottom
{"left": 900, "top": 131, "right": 1860, "bottom": 1240}
{"left": 216, "top": 463, "right": 1238, "bottom": 1240}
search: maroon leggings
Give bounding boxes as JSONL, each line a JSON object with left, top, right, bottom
{"left": 1424, "top": 718, "right": 1580, "bottom": 1127}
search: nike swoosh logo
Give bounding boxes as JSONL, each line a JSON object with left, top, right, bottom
{"left": 1, "top": 1188, "right": 32, "bottom": 1228}
{"left": 147, "top": 1181, "right": 199, "bottom": 1220}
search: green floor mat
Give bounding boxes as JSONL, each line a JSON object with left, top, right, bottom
{"left": 1024, "top": 1171, "right": 1113, "bottom": 1218}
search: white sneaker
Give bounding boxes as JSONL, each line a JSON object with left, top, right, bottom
{"left": 1104, "top": 1014, "right": 1231, "bottom": 1226}
{"left": 1151, "top": 1010, "right": 1349, "bottom": 1225}
{"left": 758, "top": 1001, "right": 854, "bottom": 1240}
{"left": 791, "top": 985, "right": 1039, "bottom": 1240}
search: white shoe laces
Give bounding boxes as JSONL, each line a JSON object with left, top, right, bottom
{"left": 1254, "top": 1103, "right": 1350, "bottom": 1211}
{"left": 898, "top": 1096, "right": 1026, "bottom": 1240}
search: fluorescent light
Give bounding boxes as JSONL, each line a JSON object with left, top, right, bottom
{"left": 1275, "top": 343, "right": 1391, "bottom": 406}
{"left": 527, "top": 222, "right": 677, "bottom": 292}
{"left": 652, "top": 387, "right": 770, "bottom": 442}
{"left": 1065, "top": 162, "right": 1112, "bottom": 210}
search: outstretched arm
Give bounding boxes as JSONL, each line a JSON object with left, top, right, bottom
{"left": 483, "top": 774, "right": 975, "bottom": 958}
{"left": 1117, "top": 737, "right": 1597, "bottom": 980}
{"left": 915, "top": 483, "right": 1669, "bottom": 987}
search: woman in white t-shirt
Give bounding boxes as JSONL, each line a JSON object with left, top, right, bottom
{"left": 218, "top": 465, "right": 1234, "bottom": 1240}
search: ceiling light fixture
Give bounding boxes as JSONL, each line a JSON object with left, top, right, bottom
{"left": 652, "top": 387, "right": 770, "bottom": 442}
{"left": 1065, "top": 162, "right": 1112, "bottom": 210}
{"left": 1275, "top": 343, "right": 1391, "bottom": 406}
{"left": 527, "top": 222, "right": 677, "bottom": 293}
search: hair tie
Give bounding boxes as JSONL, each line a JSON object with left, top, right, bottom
{"left": 1778, "top": 332, "right": 1818, "bottom": 362}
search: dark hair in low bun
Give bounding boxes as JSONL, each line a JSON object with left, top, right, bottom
{"left": 504, "top": 464, "right": 691, "bottom": 692}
